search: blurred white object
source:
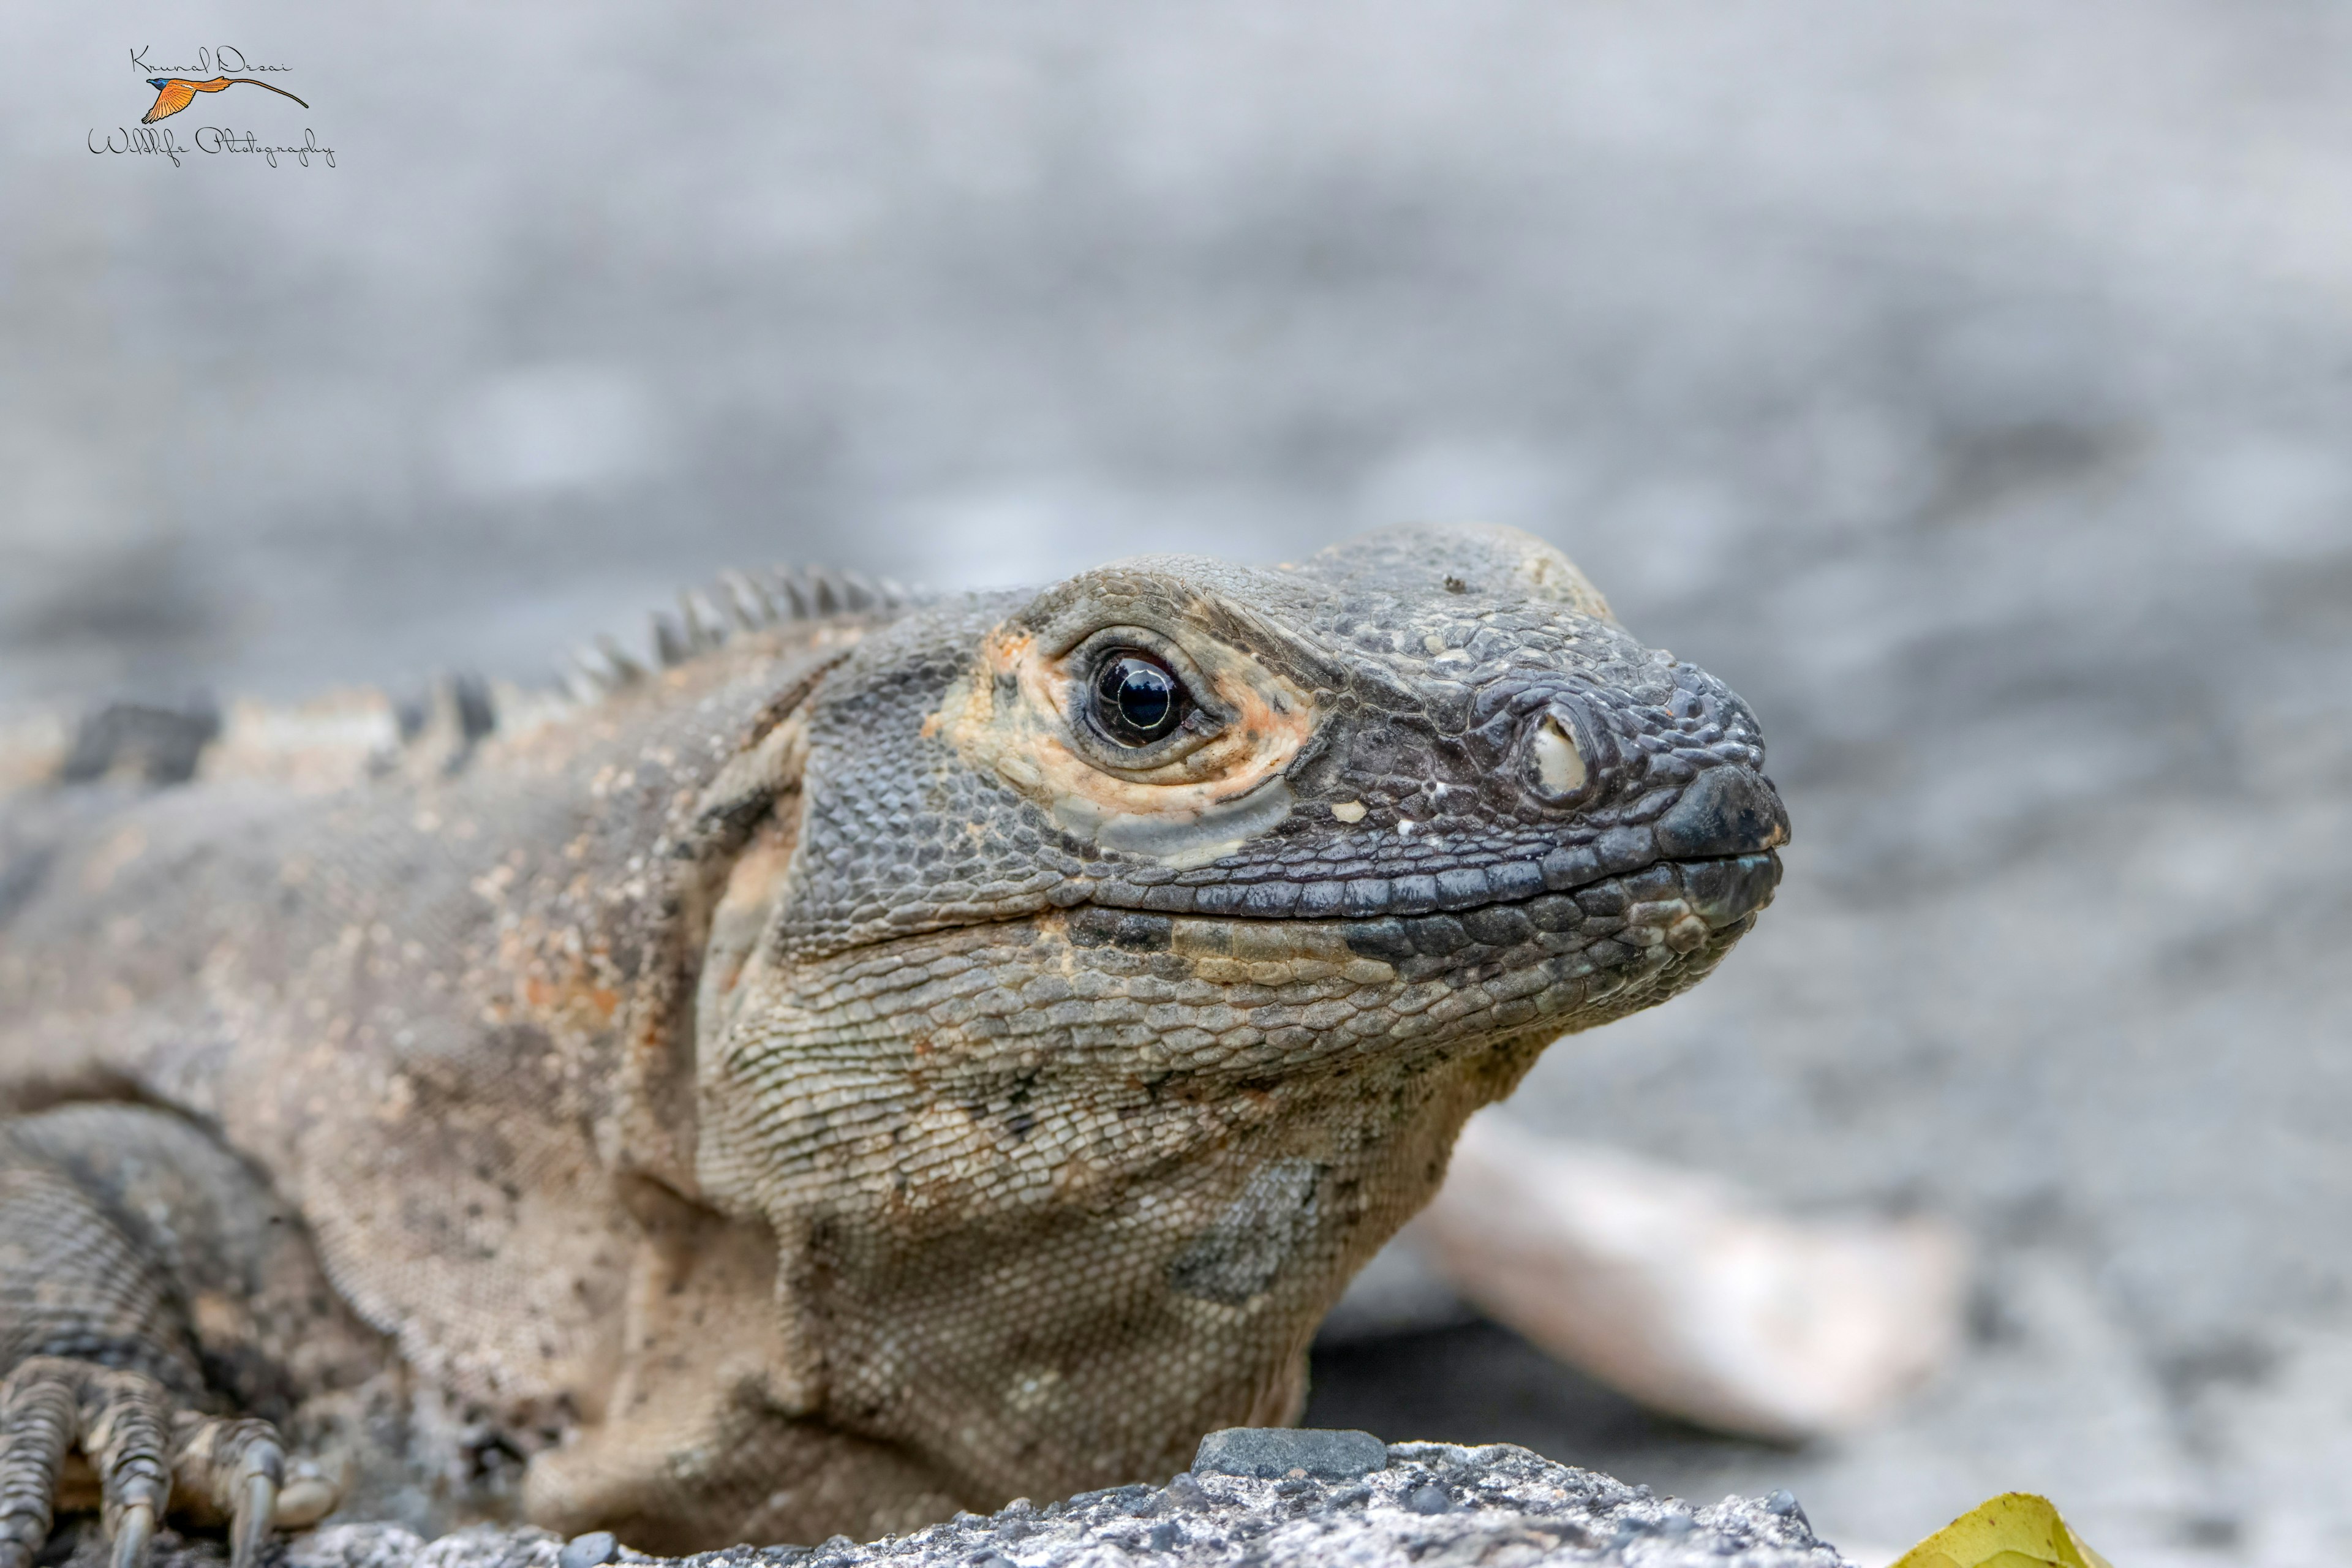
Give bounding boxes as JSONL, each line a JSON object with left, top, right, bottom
{"left": 1330, "top": 1112, "right": 1969, "bottom": 1441}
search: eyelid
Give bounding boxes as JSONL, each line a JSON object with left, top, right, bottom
{"left": 1061, "top": 627, "right": 1231, "bottom": 769}
{"left": 1066, "top": 628, "right": 1230, "bottom": 718}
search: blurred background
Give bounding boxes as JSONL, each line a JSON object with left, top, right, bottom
{"left": 7, "top": 2, "right": 2351, "bottom": 1563}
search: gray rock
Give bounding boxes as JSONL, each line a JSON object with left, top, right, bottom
{"left": 1193, "top": 1425, "right": 1389, "bottom": 1480}
{"left": 95, "top": 1441, "right": 1853, "bottom": 1568}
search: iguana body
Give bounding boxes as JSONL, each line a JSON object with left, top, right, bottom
{"left": 0, "top": 526, "right": 1785, "bottom": 1559}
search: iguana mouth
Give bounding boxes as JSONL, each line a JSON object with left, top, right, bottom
{"left": 1065, "top": 848, "right": 1781, "bottom": 960}
{"left": 1062, "top": 761, "right": 1789, "bottom": 927}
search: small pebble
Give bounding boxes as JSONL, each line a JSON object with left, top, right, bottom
{"left": 1405, "top": 1483, "right": 1452, "bottom": 1516}
{"left": 1192, "top": 1427, "right": 1388, "bottom": 1480}
{"left": 558, "top": 1532, "right": 617, "bottom": 1568}
{"left": 1765, "top": 1489, "right": 1809, "bottom": 1526}
{"left": 1145, "top": 1521, "right": 1180, "bottom": 1551}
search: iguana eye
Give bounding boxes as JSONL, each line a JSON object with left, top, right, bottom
{"left": 1093, "top": 651, "right": 1191, "bottom": 745}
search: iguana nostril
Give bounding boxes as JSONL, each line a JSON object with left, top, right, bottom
{"left": 1654, "top": 766, "right": 1792, "bottom": 859}
{"left": 1529, "top": 715, "right": 1586, "bottom": 796}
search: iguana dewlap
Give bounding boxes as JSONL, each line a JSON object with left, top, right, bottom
{"left": 0, "top": 524, "right": 1785, "bottom": 1558}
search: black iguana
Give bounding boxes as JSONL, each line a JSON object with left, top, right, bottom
{"left": 0, "top": 524, "right": 1787, "bottom": 1561}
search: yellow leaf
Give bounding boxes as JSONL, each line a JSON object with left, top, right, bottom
{"left": 1889, "top": 1493, "right": 2114, "bottom": 1568}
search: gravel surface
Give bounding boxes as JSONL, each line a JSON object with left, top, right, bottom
{"left": 7, "top": 4, "right": 2350, "bottom": 1563}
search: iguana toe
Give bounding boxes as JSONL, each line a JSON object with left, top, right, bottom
{"left": 78, "top": 1367, "right": 172, "bottom": 1568}
{"left": 0, "top": 1359, "right": 292, "bottom": 1568}
{"left": 0, "top": 1359, "right": 74, "bottom": 1568}
{"left": 0, "top": 1109, "right": 358, "bottom": 1566}
{"left": 173, "top": 1414, "right": 288, "bottom": 1568}
{"left": 0, "top": 1359, "right": 171, "bottom": 1568}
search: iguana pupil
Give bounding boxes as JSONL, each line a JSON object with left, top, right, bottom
{"left": 1095, "top": 650, "right": 1186, "bottom": 743}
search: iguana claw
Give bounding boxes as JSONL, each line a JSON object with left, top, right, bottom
{"left": 230, "top": 1472, "right": 278, "bottom": 1568}
{"left": 109, "top": 1501, "right": 156, "bottom": 1568}
{"left": 0, "top": 1358, "right": 295, "bottom": 1568}
{"left": 175, "top": 1413, "right": 289, "bottom": 1568}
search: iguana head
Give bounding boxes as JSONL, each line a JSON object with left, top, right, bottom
{"left": 785, "top": 520, "right": 1782, "bottom": 1003}
{"left": 682, "top": 522, "right": 1785, "bottom": 1531}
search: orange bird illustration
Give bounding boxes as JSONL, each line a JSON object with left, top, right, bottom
{"left": 141, "top": 76, "right": 309, "bottom": 124}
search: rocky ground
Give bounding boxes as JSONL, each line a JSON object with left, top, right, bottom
{"left": 7, "top": 3, "right": 2351, "bottom": 1564}
{"left": 51, "top": 1434, "right": 1852, "bottom": 1568}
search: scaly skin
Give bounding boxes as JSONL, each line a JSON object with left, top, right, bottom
{"left": 0, "top": 525, "right": 1785, "bottom": 1555}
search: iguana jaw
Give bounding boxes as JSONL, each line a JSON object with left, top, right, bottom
{"left": 1063, "top": 848, "right": 1781, "bottom": 969}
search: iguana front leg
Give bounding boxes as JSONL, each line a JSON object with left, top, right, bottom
{"left": 0, "top": 1106, "right": 392, "bottom": 1568}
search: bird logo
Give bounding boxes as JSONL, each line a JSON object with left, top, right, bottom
{"left": 141, "top": 76, "right": 308, "bottom": 125}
